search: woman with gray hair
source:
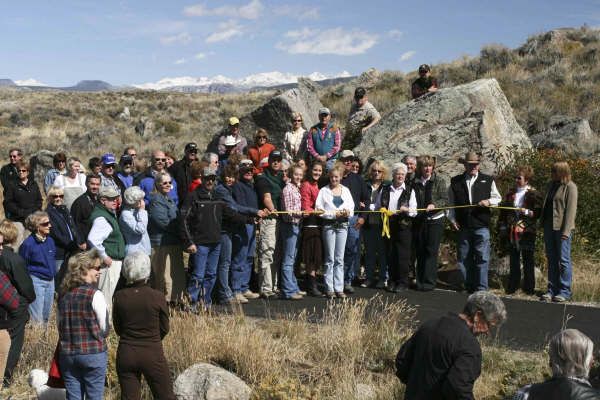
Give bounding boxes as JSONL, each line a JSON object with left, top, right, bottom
{"left": 514, "top": 329, "right": 600, "bottom": 399}
{"left": 119, "top": 186, "right": 151, "bottom": 256}
{"left": 113, "top": 251, "right": 175, "bottom": 400}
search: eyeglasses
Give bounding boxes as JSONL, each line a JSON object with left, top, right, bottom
{"left": 10, "top": 154, "right": 20, "bottom": 159}
{"left": 18, "top": 169, "right": 28, "bottom": 173}
{"left": 372, "top": 170, "right": 383, "bottom": 173}
{"left": 204, "top": 176, "right": 217, "bottom": 181}
{"left": 89, "top": 265, "right": 101, "bottom": 271}
{"left": 155, "top": 158, "right": 167, "bottom": 162}
{"left": 187, "top": 149, "right": 198, "bottom": 154}
{"left": 128, "top": 153, "right": 137, "bottom": 158}
{"left": 161, "top": 181, "right": 172, "bottom": 185}
{"left": 40, "top": 221, "right": 51, "bottom": 227}
{"left": 51, "top": 194, "right": 65, "bottom": 198}
{"left": 103, "top": 197, "right": 119, "bottom": 202}
{"left": 515, "top": 176, "right": 524, "bottom": 180}
{"left": 104, "top": 164, "right": 116, "bottom": 169}
{"left": 293, "top": 119, "right": 302, "bottom": 122}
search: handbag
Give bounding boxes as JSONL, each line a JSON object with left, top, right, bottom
{"left": 46, "top": 342, "right": 65, "bottom": 388}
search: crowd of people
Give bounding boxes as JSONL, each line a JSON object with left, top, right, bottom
{"left": 0, "top": 78, "right": 583, "bottom": 398}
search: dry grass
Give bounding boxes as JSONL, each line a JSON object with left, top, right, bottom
{"left": 2, "top": 296, "right": 554, "bottom": 400}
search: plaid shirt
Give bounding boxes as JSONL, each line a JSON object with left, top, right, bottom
{"left": 58, "top": 285, "right": 107, "bottom": 355}
{"left": 282, "top": 182, "right": 302, "bottom": 224}
{"left": 0, "top": 270, "right": 19, "bottom": 313}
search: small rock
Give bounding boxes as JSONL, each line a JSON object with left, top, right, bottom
{"left": 119, "top": 106, "right": 131, "bottom": 120}
{"left": 530, "top": 116, "right": 600, "bottom": 156}
{"left": 174, "top": 363, "right": 251, "bottom": 400}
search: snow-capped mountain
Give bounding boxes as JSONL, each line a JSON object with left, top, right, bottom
{"left": 134, "top": 70, "right": 352, "bottom": 91}
{"left": 14, "top": 78, "right": 48, "bottom": 87}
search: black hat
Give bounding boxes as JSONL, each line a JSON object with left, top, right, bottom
{"left": 268, "top": 150, "right": 283, "bottom": 162}
{"left": 418, "top": 64, "right": 431, "bottom": 73}
{"left": 185, "top": 142, "right": 198, "bottom": 152}
{"left": 119, "top": 154, "right": 133, "bottom": 165}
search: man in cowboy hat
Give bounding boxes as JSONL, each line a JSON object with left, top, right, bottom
{"left": 217, "top": 116, "right": 248, "bottom": 156}
{"left": 448, "top": 152, "right": 501, "bottom": 292}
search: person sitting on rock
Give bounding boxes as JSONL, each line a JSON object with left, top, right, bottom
{"left": 248, "top": 129, "right": 276, "bottom": 175}
{"left": 345, "top": 87, "right": 381, "bottom": 149}
{"left": 217, "top": 117, "right": 248, "bottom": 157}
{"left": 219, "top": 136, "right": 241, "bottom": 173}
{"left": 44, "top": 152, "right": 67, "bottom": 194}
{"left": 307, "top": 108, "right": 342, "bottom": 171}
{"left": 411, "top": 64, "right": 438, "bottom": 99}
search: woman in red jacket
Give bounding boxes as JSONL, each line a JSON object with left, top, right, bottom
{"left": 247, "top": 129, "right": 275, "bottom": 175}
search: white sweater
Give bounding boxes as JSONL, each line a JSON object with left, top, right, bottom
{"left": 315, "top": 184, "right": 355, "bottom": 220}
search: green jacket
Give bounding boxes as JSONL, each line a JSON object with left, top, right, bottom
{"left": 90, "top": 204, "right": 126, "bottom": 260}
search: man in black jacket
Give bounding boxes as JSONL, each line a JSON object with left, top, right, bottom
{"left": 70, "top": 174, "right": 101, "bottom": 240}
{"left": 396, "top": 291, "right": 506, "bottom": 400}
{"left": 448, "top": 152, "right": 501, "bottom": 292}
{"left": 169, "top": 142, "right": 198, "bottom": 204}
{"left": 180, "top": 167, "right": 253, "bottom": 311}
{"left": 0, "top": 220, "right": 36, "bottom": 387}
{"left": 0, "top": 148, "right": 23, "bottom": 191}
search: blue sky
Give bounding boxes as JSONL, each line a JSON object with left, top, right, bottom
{"left": 1, "top": 0, "right": 598, "bottom": 86}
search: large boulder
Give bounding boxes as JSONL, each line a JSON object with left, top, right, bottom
{"left": 530, "top": 116, "right": 600, "bottom": 156}
{"left": 206, "top": 80, "right": 323, "bottom": 153}
{"left": 174, "top": 363, "right": 251, "bottom": 400}
{"left": 354, "top": 78, "right": 531, "bottom": 178}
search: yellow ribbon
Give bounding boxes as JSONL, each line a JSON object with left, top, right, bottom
{"left": 379, "top": 207, "right": 395, "bottom": 239}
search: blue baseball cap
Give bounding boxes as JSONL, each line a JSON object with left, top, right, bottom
{"left": 101, "top": 153, "right": 116, "bottom": 165}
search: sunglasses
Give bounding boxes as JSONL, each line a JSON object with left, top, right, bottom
{"left": 155, "top": 158, "right": 167, "bottom": 162}
{"left": 293, "top": 119, "right": 302, "bottom": 122}
{"left": 52, "top": 194, "right": 65, "bottom": 198}
{"left": 10, "top": 155, "right": 20, "bottom": 159}
{"left": 18, "top": 169, "right": 28, "bottom": 173}
{"left": 40, "top": 221, "right": 51, "bottom": 227}
{"left": 104, "top": 164, "right": 116, "bottom": 169}
{"left": 372, "top": 170, "right": 383, "bottom": 173}
{"left": 90, "top": 265, "right": 101, "bottom": 271}
{"left": 161, "top": 181, "right": 172, "bottom": 185}
{"left": 128, "top": 153, "right": 137, "bottom": 158}
{"left": 257, "top": 136, "right": 268, "bottom": 139}
{"left": 187, "top": 149, "right": 198, "bottom": 154}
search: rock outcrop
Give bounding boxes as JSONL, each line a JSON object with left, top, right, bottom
{"left": 174, "top": 363, "right": 251, "bottom": 400}
{"left": 354, "top": 78, "right": 531, "bottom": 178}
{"left": 206, "top": 81, "right": 323, "bottom": 153}
{"left": 530, "top": 116, "right": 600, "bottom": 156}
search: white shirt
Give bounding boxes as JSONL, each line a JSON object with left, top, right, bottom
{"left": 88, "top": 217, "right": 114, "bottom": 260}
{"left": 375, "top": 183, "right": 417, "bottom": 217}
{"left": 315, "top": 184, "right": 355, "bottom": 220}
{"left": 447, "top": 172, "right": 501, "bottom": 224}
{"left": 92, "top": 290, "right": 110, "bottom": 335}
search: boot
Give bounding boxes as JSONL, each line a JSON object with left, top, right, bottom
{"left": 308, "top": 275, "right": 322, "bottom": 297}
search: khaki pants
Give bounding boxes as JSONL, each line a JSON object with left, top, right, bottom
{"left": 99, "top": 260, "right": 122, "bottom": 311}
{"left": 257, "top": 218, "right": 280, "bottom": 294}
{"left": 0, "top": 329, "right": 10, "bottom": 382}
{"left": 151, "top": 245, "right": 186, "bottom": 303}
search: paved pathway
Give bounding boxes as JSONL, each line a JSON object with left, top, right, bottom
{"left": 216, "top": 287, "right": 600, "bottom": 350}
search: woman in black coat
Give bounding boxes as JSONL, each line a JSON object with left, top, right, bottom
{"left": 46, "top": 185, "right": 87, "bottom": 279}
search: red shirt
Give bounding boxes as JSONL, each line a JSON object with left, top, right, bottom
{"left": 300, "top": 180, "right": 319, "bottom": 211}
{"left": 247, "top": 143, "right": 275, "bottom": 175}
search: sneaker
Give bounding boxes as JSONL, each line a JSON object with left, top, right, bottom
{"left": 375, "top": 280, "right": 387, "bottom": 289}
{"left": 234, "top": 293, "right": 249, "bottom": 304}
{"left": 242, "top": 290, "right": 260, "bottom": 299}
{"left": 288, "top": 293, "right": 303, "bottom": 300}
{"left": 325, "top": 291, "right": 336, "bottom": 299}
{"left": 540, "top": 293, "right": 552, "bottom": 302}
{"left": 553, "top": 295, "right": 567, "bottom": 303}
{"left": 360, "top": 279, "right": 373, "bottom": 288}
{"left": 309, "top": 285, "right": 322, "bottom": 297}
{"left": 260, "top": 290, "right": 275, "bottom": 299}
{"left": 297, "top": 290, "right": 307, "bottom": 296}
{"left": 343, "top": 284, "right": 355, "bottom": 294}
{"left": 336, "top": 292, "right": 347, "bottom": 299}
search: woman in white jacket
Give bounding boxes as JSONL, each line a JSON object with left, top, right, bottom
{"left": 315, "top": 165, "right": 354, "bottom": 299}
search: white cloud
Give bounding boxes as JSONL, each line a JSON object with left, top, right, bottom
{"left": 206, "top": 20, "right": 243, "bottom": 43}
{"left": 14, "top": 78, "right": 47, "bottom": 86}
{"left": 388, "top": 29, "right": 403, "bottom": 40}
{"left": 399, "top": 50, "right": 416, "bottom": 61}
{"left": 174, "top": 58, "right": 186, "bottom": 65}
{"left": 184, "top": 0, "right": 263, "bottom": 20}
{"left": 273, "top": 5, "right": 319, "bottom": 21}
{"left": 160, "top": 32, "right": 192, "bottom": 45}
{"left": 194, "top": 52, "right": 207, "bottom": 60}
{"left": 277, "top": 27, "right": 377, "bottom": 56}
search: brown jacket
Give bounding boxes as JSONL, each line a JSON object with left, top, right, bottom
{"left": 541, "top": 181, "right": 578, "bottom": 236}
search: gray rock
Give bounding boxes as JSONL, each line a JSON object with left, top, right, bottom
{"left": 354, "top": 78, "right": 531, "bottom": 179}
{"left": 206, "top": 84, "right": 323, "bottom": 153}
{"left": 174, "top": 363, "right": 251, "bottom": 400}
{"left": 530, "top": 116, "right": 600, "bottom": 156}
{"left": 119, "top": 106, "right": 131, "bottom": 120}
{"left": 29, "top": 150, "right": 55, "bottom": 190}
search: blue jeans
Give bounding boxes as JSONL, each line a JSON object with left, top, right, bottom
{"left": 231, "top": 224, "right": 256, "bottom": 294}
{"left": 363, "top": 225, "right": 388, "bottom": 282}
{"left": 217, "top": 232, "right": 234, "bottom": 302}
{"left": 280, "top": 222, "right": 301, "bottom": 298}
{"left": 322, "top": 222, "right": 348, "bottom": 293}
{"left": 456, "top": 227, "right": 490, "bottom": 292}
{"left": 29, "top": 275, "right": 54, "bottom": 324}
{"left": 60, "top": 351, "right": 107, "bottom": 400}
{"left": 344, "top": 215, "right": 361, "bottom": 285}
{"left": 544, "top": 226, "right": 573, "bottom": 298}
{"left": 187, "top": 243, "right": 221, "bottom": 305}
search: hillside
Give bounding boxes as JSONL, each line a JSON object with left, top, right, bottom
{"left": 1, "top": 26, "right": 599, "bottom": 162}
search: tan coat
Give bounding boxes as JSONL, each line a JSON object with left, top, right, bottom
{"left": 541, "top": 181, "right": 578, "bottom": 236}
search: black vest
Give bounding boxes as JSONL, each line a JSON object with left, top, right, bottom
{"left": 450, "top": 173, "right": 493, "bottom": 229}
{"left": 527, "top": 377, "right": 600, "bottom": 400}
{"left": 380, "top": 182, "right": 413, "bottom": 231}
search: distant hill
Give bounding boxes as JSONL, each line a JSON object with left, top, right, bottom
{"left": 61, "top": 80, "right": 113, "bottom": 92}
{"left": 0, "top": 79, "right": 17, "bottom": 87}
